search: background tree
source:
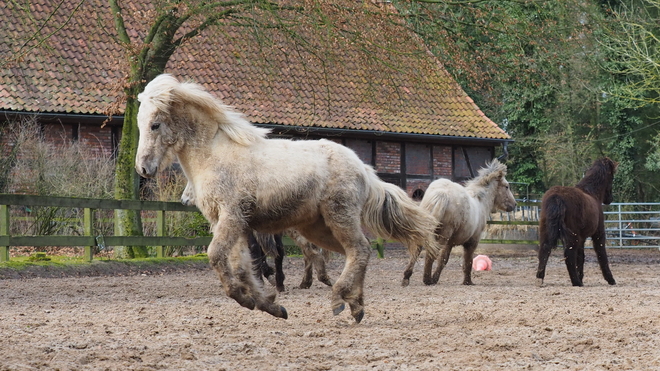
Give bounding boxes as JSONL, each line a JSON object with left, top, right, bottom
{"left": 397, "top": 0, "right": 660, "bottom": 201}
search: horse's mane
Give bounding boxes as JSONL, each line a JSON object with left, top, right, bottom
{"left": 576, "top": 157, "right": 617, "bottom": 195}
{"left": 465, "top": 159, "right": 507, "bottom": 200}
{"left": 138, "top": 74, "right": 270, "bottom": 146}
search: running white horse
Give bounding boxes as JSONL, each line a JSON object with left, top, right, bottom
{"left": 135, "top": 74, "right": 439, "bottom": 323}
{"left": 401, "top": 159, "right": 516, "bottom": 286}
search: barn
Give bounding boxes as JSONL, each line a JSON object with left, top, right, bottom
{"left": 0, "top": 1, "right": 511, "bottom": 198}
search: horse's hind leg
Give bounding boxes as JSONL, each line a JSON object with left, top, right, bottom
{"left": 425, "top": 243, "right": 452, "bottom": 285}
{"left": 461, "top": 240, "right": 478, "bottom": 285}
{"left": 300, "top": 242, "right": 332, "bottom": 289}
{"left": 592, "top": 230, "right": 616, "bottom": 285}
{"left": 536, "top": 228, "right": 556, "bottom": 287}
{"left": 564, "top": 239, "right": 584, "bottom": 286}
{"left": 299, "top": 220, "right": 369, "bottom": 323}
{"left": 401, "top": 245, "right": 422, "bottom": 287}
{"left": 314, "top": 248, "right": 334, "bottom": 287}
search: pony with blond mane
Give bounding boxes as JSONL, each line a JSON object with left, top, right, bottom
{"left": 135, "top": 74, "right": 439, "bottom": 323}
{"left": 402, "top": 159, "right": 516, "bottom": 286}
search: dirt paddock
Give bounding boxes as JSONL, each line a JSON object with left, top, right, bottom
{"left": 1, "top": 247, "right": 659, "bottom": 370}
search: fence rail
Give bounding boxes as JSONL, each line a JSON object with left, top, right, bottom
{"left": 484, "top": 201, "right": 660, "bottom": 248}
{"left": 0, "top": 194, "right": 211, "bottom": 262}
{"left": 2, "top": 195, "right": 657, "bottom": 263}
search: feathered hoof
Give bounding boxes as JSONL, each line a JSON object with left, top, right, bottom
{"left": 332, "top": 303, "right": 345, "bottom": 316}
{"left": 401, "top": 278, "right": 410, "bottom": 287}
{"left": 353, "top": 309, "right": 364, "bottom": 324}
{"left": 299, "top": 281, "right": 312, "bottom": 290}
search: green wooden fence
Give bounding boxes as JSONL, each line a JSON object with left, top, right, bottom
{"left": 0, "top": 194, "right": 212, "bottom": 262}
{"left": 0, "top": 194, "right": 539, "bottom": 263}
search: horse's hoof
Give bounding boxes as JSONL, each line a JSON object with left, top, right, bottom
{"left": 607, "top": 278, "right": 616, "bottom": 285}
{"left": 463, "top": 281, "right": 474, "bottom": 286}
{"left": 353, "top": 309, "right": 364, "bottom": 324}
{"left": 280, "top": 306, "right": 288, "bottom": 320}
{"left": 536, "top": 278, "right": 544, "bottom": 288}
{"left": 333, "top": 303, "right": 345, "bottom": 316}
{"left": 299, "top": 282, "right": 312, "bottom": 290}
{"left": 320, "top": 278, "right": 334, "bottom": 287}
{"left": 401, "top": 278, "right": 409, "bottom": 287}
{"left": 423, "top": 279, "right": 437, "bottom": 286}
{"left": 276, "top": 285, "right": 285, "bottom": 293}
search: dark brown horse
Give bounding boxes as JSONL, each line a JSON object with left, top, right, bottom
{"left": 537, "top": 157, "right": 618, "bottom": 287}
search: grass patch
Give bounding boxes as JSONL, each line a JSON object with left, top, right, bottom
{"left": 0, "top": 254, "right": 210, "bottom": 278}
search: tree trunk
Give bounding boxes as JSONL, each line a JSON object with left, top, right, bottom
{"left": 113, "top": 94, "right": 148, "bottom": 258}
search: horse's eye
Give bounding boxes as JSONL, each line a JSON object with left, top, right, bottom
{"left": 151, "top": 123, "right": 161, "bottom": 131}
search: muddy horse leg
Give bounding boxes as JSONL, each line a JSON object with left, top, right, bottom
{"left": 209, "top": 223, "right": 287, "bottom": 319}
{"left": 401, "top": 244, "right": 422, "bottom": 287}
{"left": 592, "top": 229, "right": 616, "bottom": 285}
{"left": 426, "top": 243, "right": 452, "bottom": 285}
{"left": 299, "top": 219, "right": 368, "bottom": 323}
{"left": 462, "top": 240, "right": 478, "bottom": 285}
{"left": 300, "top": 242, "right": 333, "bottom": 289}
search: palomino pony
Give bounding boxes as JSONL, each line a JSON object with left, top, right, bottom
{"left": 537, "top": 157, "right": 617, "bottom": 287}
{"left": 135, "top": 74, "right": 439, "bottom": 323}
{"left": 402, "top": 159, "right": 517, "bottom": 286}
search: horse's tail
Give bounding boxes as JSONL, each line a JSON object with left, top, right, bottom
{"left": 541, "top": 194, "right": 573, "bottom": 248}
{"left": 252, "top": 231, "right": 280, "bottom": 258}
{"left": 362, "top": 169, "right": 439, "bottom": 258}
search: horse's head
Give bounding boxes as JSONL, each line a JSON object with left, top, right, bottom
{"left": 135, "top": 74, "right": 183, "bottom": 178}
{"left": 493, "top": 175, "right": 517, "bottom": 213}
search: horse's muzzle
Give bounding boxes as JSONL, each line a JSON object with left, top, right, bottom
{"left": 136, "top": 163, "right": 157, "bottom": 178}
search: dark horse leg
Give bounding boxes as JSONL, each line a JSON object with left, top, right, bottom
{"left": 248, "top": 232, "right": 274, "bottom": 281}
{"left": 536, "top": 217, "right": 558, "bottom": 287}
{"left": 461, "top": 240, "right": 479, "bottom": 285}
{"left": 272, "top": 233, "right": 286, "bottom": 292}
{"left": 564, "top": 237, "right": 585, "bottom": 287}
{"left": 424, "top": 242, "right": 452, "bottom": 285}
{"left": 592, "top": 230, "right": 616, "bottom": 285}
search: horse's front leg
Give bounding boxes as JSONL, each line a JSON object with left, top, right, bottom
{"left": 273, "top": 233, "right": 286, "bottom": 292}
{"left": 462, "top": 240, "right": 479, "bottom": 285}
{"left": 181, "top": 181, "right": 195, "bottom": 206}
{"left": 209, "top": 222, "right": 287, "bottom": 319}
{"left": 592, "top": 230, "right": 616, "bottom": 285}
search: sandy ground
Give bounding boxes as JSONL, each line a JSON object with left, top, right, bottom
{"left": 1, "top": 247, "right": 659, "bottom": 370}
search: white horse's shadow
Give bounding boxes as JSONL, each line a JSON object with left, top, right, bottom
{"left": 135, "top": 74, "right": 440, "bottom": 323}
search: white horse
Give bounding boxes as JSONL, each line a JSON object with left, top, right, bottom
{"left": 401, "top": 159, "right": 516, "bottom": 286}
{"left": 135, "top": 74, "right": 439, "bottom": 323}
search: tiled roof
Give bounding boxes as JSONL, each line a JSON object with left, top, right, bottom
{"left": 0, "top": 1, "right": 509, "bottom": 141}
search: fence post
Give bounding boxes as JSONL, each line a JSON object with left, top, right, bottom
{"left": 156, "top": 210, "right": 165, "bottom": 258}
{"left": 1, "top": 204, "right": 9, "bottom": 262}
{"left": 83, "top": 208, "right": 94, "bottom": 262}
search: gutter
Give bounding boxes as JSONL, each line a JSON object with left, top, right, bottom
{"left": 1, "top": 111, "right": 513, "bottom": 146}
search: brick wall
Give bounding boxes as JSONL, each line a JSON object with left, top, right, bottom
{"left": 433, "top": 145, "right": 452, "bottom": 179}
{"left": 375, "top": 141, "right": 401, "bottom": 173}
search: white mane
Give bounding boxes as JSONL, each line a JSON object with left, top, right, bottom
{"left": 138, "top": 74, "right": 270, "bottom": 146}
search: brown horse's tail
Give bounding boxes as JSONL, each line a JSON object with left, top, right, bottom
{"left": 541, "top": 194, "right": 574, "bottom": 248}
{"left": 362, "top": 168, "right": 439, "bottom": 258}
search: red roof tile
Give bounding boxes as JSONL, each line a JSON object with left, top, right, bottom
{"left": 0, "top": 0, "right": 509, "bottom": 141}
